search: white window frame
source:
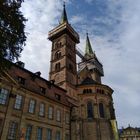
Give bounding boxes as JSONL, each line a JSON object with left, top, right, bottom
{"left": 28, "top": 99, "right": 36, "bottom": 113}
{"left": 56, "top": 109, "right": 61, "bottom": 122}
{"left": 14, "top": 95, "right": 23, "bottom": 110}
{"left": 39, "top": 103, "right": 45, "bottom": 117}
{"left": 0, "top": 88, "right": 8, "bottom": 105}
{"left": 48, "top": 106, "right": 53, "bottom": 119}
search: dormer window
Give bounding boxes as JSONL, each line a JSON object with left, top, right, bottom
{"left": 18, "top": 76, "right": 25, "bottom": 85}
{"left": 55, "top": 94, "right": 61, "bottom": 101}
{"left": 40, "top": 87, "right": 46, "bottom": 94}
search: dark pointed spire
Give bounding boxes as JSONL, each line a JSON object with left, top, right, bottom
{"left": 60, "top": 2, "right": 68, "bottom": 24}
{"left": 85, "top": 33, "right": 94, "bottom": 56}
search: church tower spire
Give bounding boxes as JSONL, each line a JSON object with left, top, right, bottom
{"left": 85, "top": 33, "right": 94, "bottom": 57}
{"left": 48, "top": 3, "right": 79, "bottom": 98}
{"left": 78, "top": 34, "right": 104, "bottom": 84}
{"left": 60, "top": 2, "right": 68, "bottom": 24}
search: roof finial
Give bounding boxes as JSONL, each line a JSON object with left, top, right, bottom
{"left": 60, "top": 1, "right": 68, "bottom": 24}
{"left": 63, "top": 1, "right": 65, "bottom": 7}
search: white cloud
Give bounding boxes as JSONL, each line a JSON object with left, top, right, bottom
{"left": 20, "top": 0, "right": 63, "bottom": 78}
{"left": 20, "top": 0, "right": 140, "bottom": 128}
{"left": 85, "top": 0, "right": 94, "bottom": 4}
{"left": 70, "top": 15, "right": 84, "bottom": 24}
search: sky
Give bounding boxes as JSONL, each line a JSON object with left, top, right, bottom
{"left": 20, "top": 0, "right": 140, "bottom": 128}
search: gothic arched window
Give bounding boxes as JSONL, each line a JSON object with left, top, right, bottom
{"left": 99, "top": 103, "right": 105, "bottom": 118}
{"left": 83, "top": 89, "right": 86, "bottom": 94}
{"left": 55, "top": 51, "right": 61, "bottom": 59}
{"left": 68, "top": 64, "right": 73, "bottom": 72}
{"left": 87, "top": 101, "right": 94, "bottom": 119}
{"left": 55, "top": 63, "right": 60, "bottom": 71}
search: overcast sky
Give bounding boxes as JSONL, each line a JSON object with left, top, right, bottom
{"left": 20, "top": 0, "right": 140, "bottom": 128}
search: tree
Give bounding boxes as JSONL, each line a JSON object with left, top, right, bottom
{"left": 0, "top": 0, "right": 26, "bottom": 71}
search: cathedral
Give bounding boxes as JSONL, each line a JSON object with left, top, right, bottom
{"left": 0, "top": 4, "right": 119, "bottom": 140}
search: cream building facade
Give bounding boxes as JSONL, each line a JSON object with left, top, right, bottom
{"left": 119, "top": 126, "right": 140, "bottom": 140}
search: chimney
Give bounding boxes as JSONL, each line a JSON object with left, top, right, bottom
{"left": 15, "top": 61, "right": 25, "bottom": 68}
{"left": 35, "top": 71, "right": 41, "bottom": 77}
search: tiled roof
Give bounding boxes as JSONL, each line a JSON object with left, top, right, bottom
{"left": 80, "top": 77, "right": 97, "bottom": 85}
{"left": 3, "top": 61, "right": 72, "bottom": 107}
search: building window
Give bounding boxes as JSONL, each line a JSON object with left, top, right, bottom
{"left": 37, "top": 127, "right": 42, "bottom": 140}
{"left": 25, "top": 125, "right": 32, "bottom": 140}
{"left": 47, "top": 128, "right": 52, "bottom": 140}
{"left": 97, "top": 89, "right": 104, "bottom": 94}
{"left": 14, "top": 95, "right": 23, "bottom": 110}
{"left": 55, "top": 131, "right": 61, "bottom": 140}
{"left": 65, "top": 113, "right": 69, "bottom": 124}
{"left": 39, "top": 103, "right": 45, "bottom": 117}
{"left": 55, "top": 94, "right": 61, "bottom": 101}
{"left": 55, "top": 51, "right": 61, "bottom": 59}
{"left": 48, "top": 106, "right": 53, "bottom": 119}
{"left": 56, "top": 109, "right": 61, "bottom": 122}
{"left": 55, "top": 42, "right": 62, "bottom": 49}
{"left": 65, "top": 134, "right": 69, "bottom": 140}
{"left": 68, "top": 64, "right": 73, "bottom": 72}
{"left": 28, "top": 99, "right": 36, "bottom": 113}
{"left": 87, "top": 101, "right": 94, "bottom": 119}
{"left": 99, "top": 103, "right": 105, "bottom": 118}
{"left": 0, "top": 88, "right": 8, "bottom": 105}
{"left": 18, "top": 76, "right": 25, "bottom": 85}
{"left": 7, "top": 121, "right": 18, "bottom": 140}
{"left": 40, "top": 87, "right": 46, "bottom": 94}
{"left": 83, "top": 89, "right": 92, "bottom": 94}
{"left": 55, "top": 63, "right": 61, "bottom": 71}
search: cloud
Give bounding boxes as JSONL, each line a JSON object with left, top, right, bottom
{"left": 20, "top": 0, "right": 63, "bottom": 78}
{"left": 70, "top": 15, "right": 85, "bottom": 25}
{"left": 20, "top": 0, "right": 140, "bottom": 128}
{"left": 85, "top": 0, "right": 94, "bottom": 4}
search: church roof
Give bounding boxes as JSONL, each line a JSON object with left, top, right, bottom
{"left": 80, "top": 77, "right": 97, "bottom": 85}
{"left": 60, "top": 3, "right": 68, "bottom": 24}
{"left": 1, "top": 60, "right": 74, "bottom": 107}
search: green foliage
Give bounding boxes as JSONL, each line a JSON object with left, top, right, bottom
{"left": 0, "top": 0, "right": 26, "bottom": 71}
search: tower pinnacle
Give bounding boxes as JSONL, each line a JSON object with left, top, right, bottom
{"left": 85, "top": 33, "right": 94, "bottom": 57}
{"left": 60, "top": 2, "right": 68, "bottom": 24}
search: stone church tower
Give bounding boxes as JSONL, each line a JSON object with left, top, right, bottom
{"left": 48, "top": 4, "right": 119, "bottom": 140}
{"left": 48, "top": 4, "right": 79, "bottom": 98}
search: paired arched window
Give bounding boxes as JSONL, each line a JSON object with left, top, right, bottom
{"left": 96, "top": 89, "right": 104, "bottom": 94}
{"left": 55, "top": 63, "right": 60, "bottom": 71}
{"left": 83, "top": 89, "right": 92, "bottom": 94}
{"left": 99, "top": 103, "right": 105, "bottom": 118}
{"left": 55, "top": 51, "right": 61, "bottom": 59}
{"left": 55, "top": 42, "right": 62, "bottom": 49}
{"left": 87, "top": 101, "right": 94, "bottom": 119}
